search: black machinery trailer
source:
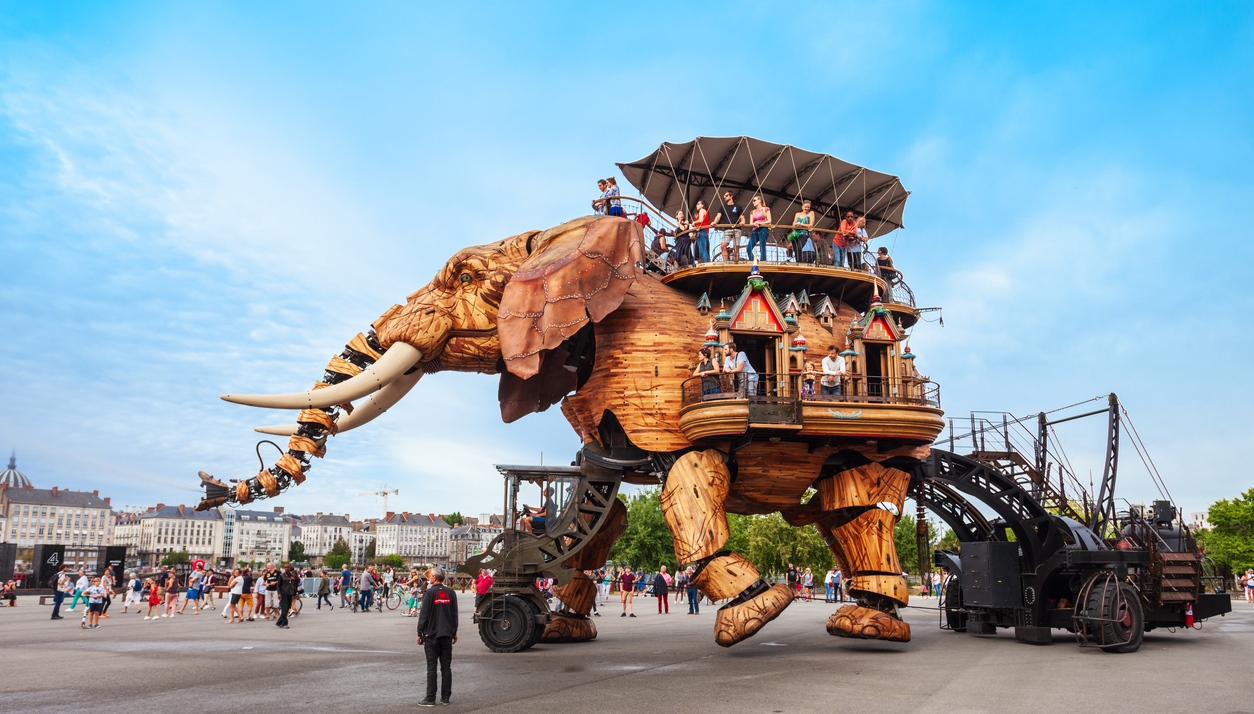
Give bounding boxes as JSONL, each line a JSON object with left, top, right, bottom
{"left": 914, "top": 394, "right": 1230, "bottom": 653}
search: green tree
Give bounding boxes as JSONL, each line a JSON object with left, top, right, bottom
{"left": 1196, "top": 488, "right": 1254, "bottom": 575}
{"left": 365, "top": 539, "right": 377, "bottom": 559}
{"left": 937, "top": 527, "right": 960, "bottom": 553}
{"left": 324, "top": 536, "right": 353, "bottom": 570}
{"left": 743, "top": 513, "right": 833, "bottom": 578}
{"left": 161, "top": 549, "right": 191, "bottom": 566}
{"left": 373, "top": 553, "right": 405, "bottom": 569}
{"left": 443, "top": 512, "right": 464, "bottom": 527}
{"left": 895, "top": 512, "right": 942, "bottom": 576}
{"left": 288, "top": 540, "right": 306, "bottom": 563}
{"left": 609, "top": 488, "right": 676, "bottom": 571}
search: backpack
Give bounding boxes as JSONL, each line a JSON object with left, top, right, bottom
{"left": 48, "top": 572, "right": 61, "bottom": 590}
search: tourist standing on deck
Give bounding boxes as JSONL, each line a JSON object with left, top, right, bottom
{"left": 821, "top": 345, "right": 846, "bottom": 397}
{"left": 592, "top": 178, "right": 609, "bottom": 214}
{"left": 876, "top": 247, "right": 897, "bottom": 293}
{"left": 722, "top": 343, "right": 758, "bottom": 396}
{"left": 847, "top": 216, "right": 867, "bottom": 271}
{"left": 604, "top": 177, "right": 623, "bottom": 217}
{"left": 692, "top": 200, "right": 712, "bottom": 263}
{"left": 416, "top": 567, "right": 459, "bottom": 707}
{"left": 694, "top": 347, "right": 722, "bottom": 396}
{"left": 746, "top": 196, "right": 771, "bottom": 262}
{"left": 714, "top": 191, "right": 743, "bottom": 262}
{"left": 653, "top": 566, "right": 670, "bottom": 614}
{"left": 791, "top": 201, "right": 817, "bottom": 263}
{"left": 474, "top": 570, "right": 493, "bottom": 608}
{"left": 673, "top": 210, "right": 693, "bottom": 268}
{"left": 837, "top": 211, "right": 858, "bottom": 268}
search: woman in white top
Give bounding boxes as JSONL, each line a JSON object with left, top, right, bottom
{"left": 226, "top": 569, "right": 244, "bottom": 624}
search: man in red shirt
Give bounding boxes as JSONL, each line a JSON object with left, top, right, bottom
{"left": 473, "top": 570, "right": 493, "bottom": 608}
{"left": 619, "top": 567, "right": 636, "bottom": 618}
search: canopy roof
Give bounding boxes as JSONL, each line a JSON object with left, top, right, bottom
{"left": 617, "top": 136, "right": 910, "bottom": 238}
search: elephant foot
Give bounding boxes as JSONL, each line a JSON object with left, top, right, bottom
{"left": 826, "top": 604, "right": 911, "bottom": 642}
{"left": 713, "top": 582, "right": 793, "bottom": 647}
{"left": 540, "top": 614, "right": 597, "bottom": 643}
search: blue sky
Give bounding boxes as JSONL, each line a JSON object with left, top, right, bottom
{"left": 1, "top": 2, "right": 1251, "bottom": 522}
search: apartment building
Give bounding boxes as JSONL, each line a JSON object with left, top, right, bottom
{"left": 375, "top": 512, "right": 450, "bottom": 563}
{"left": 135, "top": 504, "right": 224, "bottom": 566}
{"left": 300, "top": 513, "right": 353, "bottom": 561}
{"left": 229, "top": 509, "right": 293, "bottom": 564}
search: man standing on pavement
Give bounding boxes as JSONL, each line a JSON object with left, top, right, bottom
{"left": 339, "top": 565, "right": 353, "bottom": 608}
{"left": 50, "top": 564, "right": 71, "bottom": 620}
{"left": 262, "top": 562, "right": 281, "bottom": 620}
{"left": 358, "top": 565, "right": 376, "bottom": 612}
{"left": 685, "top": 566, "right": 700, "bottom": 614}
{"left": 416, "top": 567, "right": 458, "bottom": 707}
{"left": 275, "top": 563, "right": 299, "bottom": 629}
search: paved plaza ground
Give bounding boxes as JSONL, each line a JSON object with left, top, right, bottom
{"left": 2, "top": 592, "right": 1251, "bottom": 713}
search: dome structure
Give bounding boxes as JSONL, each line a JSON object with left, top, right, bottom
{"left": 1, "top": 451, "right": 31, "bottom": 488}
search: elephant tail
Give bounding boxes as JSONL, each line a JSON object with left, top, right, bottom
{"left": 195, "top": 329, "right": 396, "bottom": 511}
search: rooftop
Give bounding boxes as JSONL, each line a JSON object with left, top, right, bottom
{"left": 382, "top": 512, "right": 451, "bottom": 527}
{"left": 139, "top": 504, "right": 222, "bottom": 520}
{"left": 3, "top": 485, "right": 111, "bottom": 509}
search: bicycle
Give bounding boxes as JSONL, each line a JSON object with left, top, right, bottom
{"left": 288, "top": 596, "right": 303, "bottom": 618}
{"left": 385, "top": 583, "right": 408, "bottom": 611}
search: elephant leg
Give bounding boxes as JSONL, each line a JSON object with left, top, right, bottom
{"left": 815, "top": 462, "right": 912, "bottom": 642}
{"left": 541, "top": 498, "right": 629, "bottom": 644}
{"left": 661, "top": 450, "right": 793, "bottom": 647}
{"left": 542, "top": 572, "right": 598, "bottom": 643}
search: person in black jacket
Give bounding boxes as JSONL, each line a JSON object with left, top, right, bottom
{"left": 275, "top": 564, "right": 299, "bottom": 629}
{"left": 416, "top": 567, "right": 458, "bottom": 707}
{"left": 653, "top": 566, "right": 670, "bottom": 614}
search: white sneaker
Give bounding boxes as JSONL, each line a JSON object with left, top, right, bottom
{"left": 160, "top": 614, "right": 167, "bottom": 618}
{"left": 144, "top": 616, "right": 151, "bottom": 620}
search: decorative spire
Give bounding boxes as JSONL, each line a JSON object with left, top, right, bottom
{"left": 7, "top": 450, "right": 13, "bottom": 471}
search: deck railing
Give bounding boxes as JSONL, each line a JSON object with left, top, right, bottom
{"left": 681, "top": 373, "right": 940, "bottom": 411}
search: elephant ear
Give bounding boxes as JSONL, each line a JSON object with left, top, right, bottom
{"left": 498, "top": 216, "right": 644, "bottom": 379}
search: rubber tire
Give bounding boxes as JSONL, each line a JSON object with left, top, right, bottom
{"left": 1084, "top": 580, "right": 1143, "bottom": 653}
{"left": 943, "top": 577, "right": 967, "bottom": 633}
{"left": 478, "top": 596, "right": 538, "bottom": 653}
{"left": 385, "top": 591, "right": 401, "bottom": 611}
{"left": 522, "top": 600, "right": 546, "bottom": 651}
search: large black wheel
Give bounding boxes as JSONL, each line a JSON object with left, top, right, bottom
{"left": 478, "top": 596, "right": 538, "bottom": 653}
{"left": 1081, "top": 578, "right": 1143, "bottom": 653}
{"left": 942, "top": 576, "right": 966, "bottom": 632}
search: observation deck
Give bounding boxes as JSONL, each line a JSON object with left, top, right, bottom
{"left": 660, "top": 257, "right": 919, "bottom": 328}
{"left": 677, "top": 374, "right": 943, "bottom": 444}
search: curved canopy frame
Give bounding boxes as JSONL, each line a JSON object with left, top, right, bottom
{"left": 617, "top": 136, "right": 910, "bottom": 239}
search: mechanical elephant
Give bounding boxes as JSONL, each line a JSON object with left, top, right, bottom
{"left": 200, "top": 215, "right": 919, "bottom": 647}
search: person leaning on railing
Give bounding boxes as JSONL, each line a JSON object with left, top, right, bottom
{"left": 722, "top": 342, "right": 758, "bottom": 396}
{"left": 692, "top": 200, "right": 712, "bottom": 263}
{"left": 713, "top": 191, "right": 743, "bottom": 262}
{"left": 789, "top": 200, "right": 817, "bottom": 264}
{"left": 821, "top": 345, "right": 846, "bottom": 397}
{"left": 746, "top": 196, "right": 772, "bottom": 262}
{"left": 693, "top": 346, "right": 722, "bottom": 397}
{"left": 876, "top": 247, "right": 898, "bottom": 290}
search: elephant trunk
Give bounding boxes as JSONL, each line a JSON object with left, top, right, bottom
{"left": 196, "top": 328, "right": 419, "bottom": 511}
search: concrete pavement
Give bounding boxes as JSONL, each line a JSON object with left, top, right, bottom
{"left": 2, "top": 592, "right": 1251, "bottom": 713}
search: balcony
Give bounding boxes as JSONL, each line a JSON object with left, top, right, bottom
{"left": 678, "top": 373, "right": 943, "bottom": 443}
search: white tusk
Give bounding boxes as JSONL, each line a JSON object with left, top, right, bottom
{"left": 252, "top": 369, "right": 423, "bottom": 436}
{"left": 222, "top": 343, "right": 422, "bottom": 410}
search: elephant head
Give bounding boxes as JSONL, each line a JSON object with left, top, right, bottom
{"left": 196, "top": 215, "right": 644, "bottom": 510}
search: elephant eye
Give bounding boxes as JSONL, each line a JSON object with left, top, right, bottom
{"left": 459, "top": 273, "right": 472, "bottom": 284}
